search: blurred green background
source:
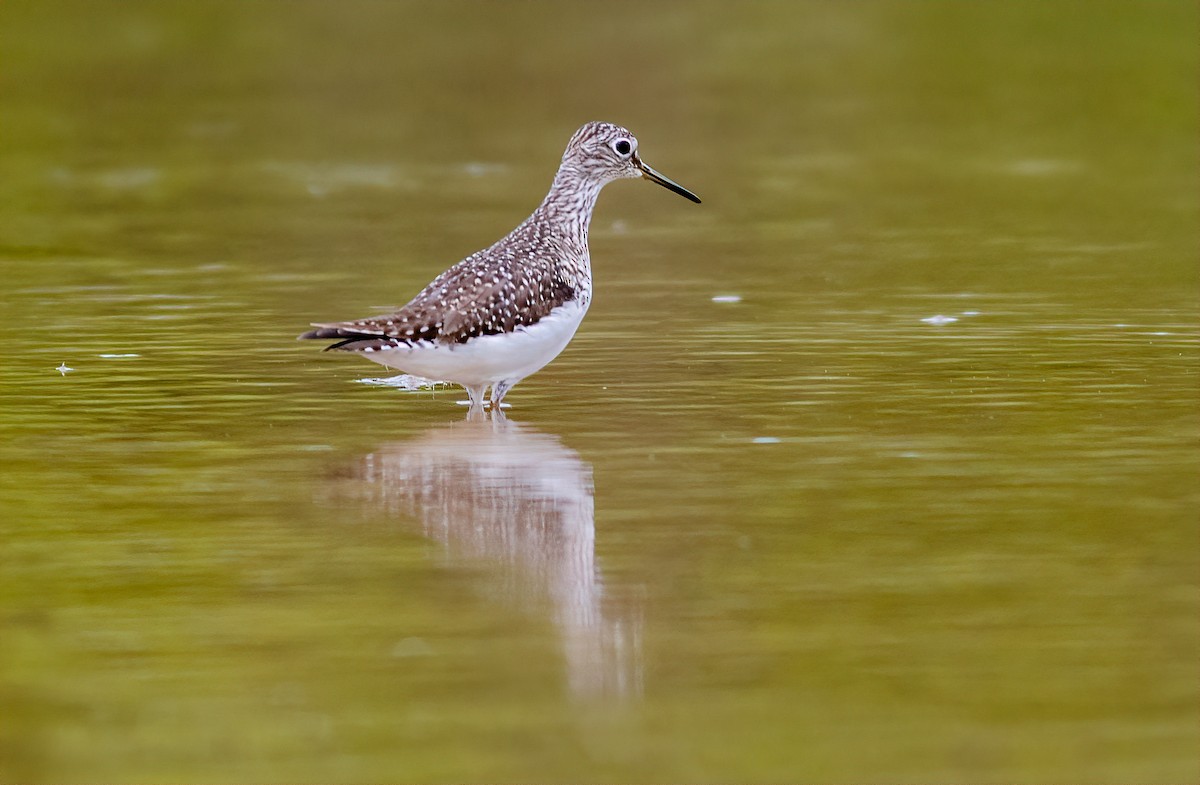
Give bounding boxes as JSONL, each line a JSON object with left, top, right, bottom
{"left": 1, "top": 2, "right": 1196, "bottom": 782}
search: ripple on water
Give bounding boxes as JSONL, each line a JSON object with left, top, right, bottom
{"left": 260, "top": 160, "right": 418, "bottom": 196}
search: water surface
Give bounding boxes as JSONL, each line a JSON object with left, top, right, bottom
{"left": 1, "top": 2, "right": 1197, "bottom": 782}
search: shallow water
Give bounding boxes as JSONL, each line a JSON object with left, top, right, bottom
{"left": 1, "top": 2, "right": 1197, "bottom": 782}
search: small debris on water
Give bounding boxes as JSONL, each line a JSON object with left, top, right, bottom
{"left": 712, "top": 295, "right": 742, "bottom": 303}
{"left": 56, "top": 362, "right": 74, "bottom": 375}
{"left": 98, "top": 353, "right": 141, "bottom": 359}
{"left": 752, "top": 436, "right": 781, "bottom": 444}
{"left": 921, "top": 315, "right": 958, "bottom": 325}
{"left": 960, "top": 310, "right": 981, "bottom": 317}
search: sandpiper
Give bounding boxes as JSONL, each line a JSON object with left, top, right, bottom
{"left": 299, "top": 121, "right": 700, "bottom": 409}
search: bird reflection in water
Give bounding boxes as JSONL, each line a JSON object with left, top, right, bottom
{"left": 340, "top": 410, "right": 642, "bottom": 699}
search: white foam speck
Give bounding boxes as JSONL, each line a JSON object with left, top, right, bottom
{"left": 752, "top": 437, "right": 781, "bottom": 444}
{"left": 712, "top": 295, "right": 742, "bottom": 303}
{"left": 921, "top": 315, "right": 958, "bottom": 325}
{"left": 56, "top": 362, "right": 74, "bottom": 375}
{"left": 98, "top": 353, "right": 140, "bottom": 358}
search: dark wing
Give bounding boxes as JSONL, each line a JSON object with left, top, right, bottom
{"left": 298, "top": 246, "right": 578, "bottom": 351}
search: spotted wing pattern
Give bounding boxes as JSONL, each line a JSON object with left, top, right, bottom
{"left": 299, "top": 222, "right": 583, "bottom": 351}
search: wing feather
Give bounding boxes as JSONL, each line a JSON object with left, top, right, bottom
{"left": 298, "top": 242, "right": 578, "bottom": 351}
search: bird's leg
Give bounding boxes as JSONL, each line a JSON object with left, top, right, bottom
{"left": 490, "top": 379, "right": 515, "bottom": 410}
{"left": 464, "top": 384, "right": 487, "bottom": 411}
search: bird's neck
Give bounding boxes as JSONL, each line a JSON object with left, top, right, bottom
{"left": 533, "top": 165, "right": 605, "bottom": 257}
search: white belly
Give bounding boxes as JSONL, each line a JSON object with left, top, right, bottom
{"left": 361, "top": 298, "right": 589, "bottom": 386}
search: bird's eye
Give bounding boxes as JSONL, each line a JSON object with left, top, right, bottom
{"left": 612, "top": 139, "right": 632, "bottom": 157}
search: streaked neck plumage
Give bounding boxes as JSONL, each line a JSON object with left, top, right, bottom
{"left": 531, "top": 163, "right": 607, "bottom": 261}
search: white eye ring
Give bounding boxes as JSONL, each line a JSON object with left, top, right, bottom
{"left": 612, "top": 138, "right": 633, "bottom": 157}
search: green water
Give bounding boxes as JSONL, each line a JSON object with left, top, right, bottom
{"left": 1, "top": 2, "right": 1197, "bottom": 782}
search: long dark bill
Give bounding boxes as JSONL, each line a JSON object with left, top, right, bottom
{"left": 638, "top": 159, "right": 701, "bottom": 204}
